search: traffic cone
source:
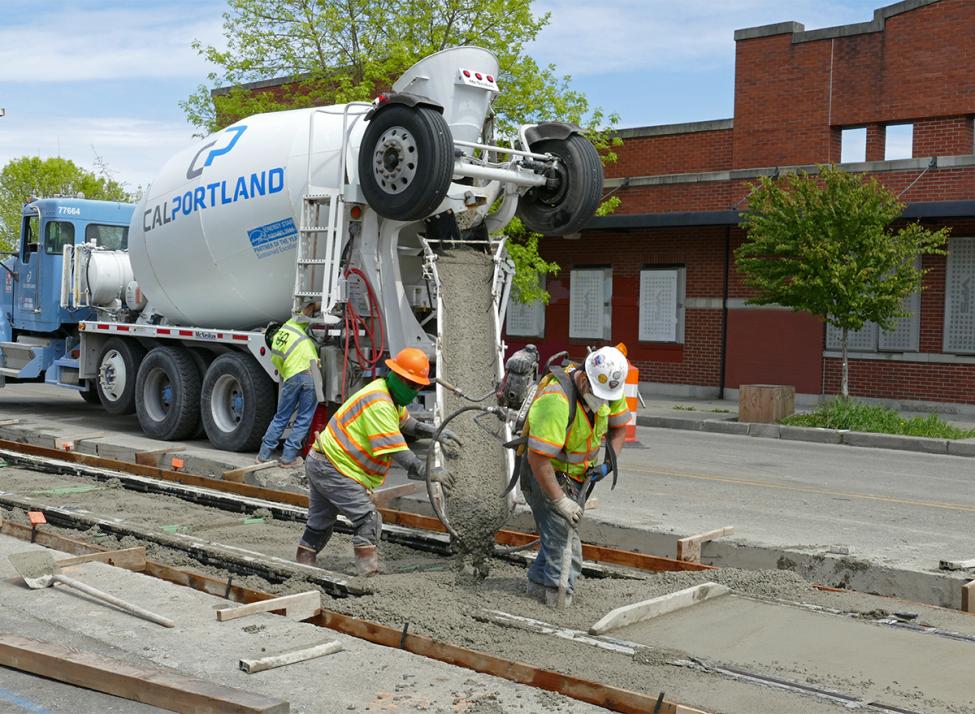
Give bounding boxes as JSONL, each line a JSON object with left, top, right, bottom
{"left": 616, "top": 343, "right": 646, "bottom": 448}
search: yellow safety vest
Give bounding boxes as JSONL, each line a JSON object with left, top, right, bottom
{"left": 525, "top": 369, "right": 629, "bottom": 481}
{"left": 270, "top": 318, "right": 319, "bottom": 381}
{"left": 316, "top": 379, "right": 409, "bottom": 490}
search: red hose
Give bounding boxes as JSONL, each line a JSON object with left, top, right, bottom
{"left": 341, "top": 267, "right": 386, "bottom": 400}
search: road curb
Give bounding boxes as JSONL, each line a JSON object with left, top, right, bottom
{"left": 637, "top": 414, "right": 970, "bottom": 456}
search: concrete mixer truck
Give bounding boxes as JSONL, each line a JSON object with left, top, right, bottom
{"left": 0, "top": 47, "right": 604, "bottom": 453}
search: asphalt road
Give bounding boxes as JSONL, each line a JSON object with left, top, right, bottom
{"left": 2, "top": 382, "right": 973, "bottom": 575}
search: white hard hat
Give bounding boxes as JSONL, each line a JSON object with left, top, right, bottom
{"left": 584, "top": 346, "right": 628, "bottom": 401}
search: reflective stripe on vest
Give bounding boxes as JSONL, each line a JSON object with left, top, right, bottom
{"left": 316, "top": 379, "right": 407, "bottom": 490}
{"left": 271, "top": 321, "right": 318, "bottom": 381}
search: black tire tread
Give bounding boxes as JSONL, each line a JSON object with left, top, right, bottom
{"left": 201, "top": 352, "right": 278, "bottom": 452}
{"left": 95, "top": 337, "right": 147, "bottom": 415}
{"left": 135, "top": 346, "right": 201, "bottom": 441}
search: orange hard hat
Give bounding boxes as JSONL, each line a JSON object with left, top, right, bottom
{"left": 385, "top": 347, "right": 431, "bottom": 386}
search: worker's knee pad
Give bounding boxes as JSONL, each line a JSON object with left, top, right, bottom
{"left": 299, "top": 525, "right": 333, "bottom": 552}
{"left": 352, "top": 509, "right": 382, "bottom": 546}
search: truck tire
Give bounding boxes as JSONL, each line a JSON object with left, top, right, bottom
{"left": 516, "top": 133, "right": 603, "bottom": 236}
{"left": 358, "top": 105, "right": 453, "bottom": 222}
{"left": 187, "top": 349, "right": 215, "bottom": 440}
{"left": 95, "top": 338, "right": 147, "bottom": 415}
{"left": 135, "top": 346, "right": 201, "bottom": 441}
{"left": 200, "top": 352, "right": 277, "bottom": 452}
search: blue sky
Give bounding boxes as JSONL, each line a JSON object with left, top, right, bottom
{"left": 0, "top": 0, "right": 891, "bottom": 192}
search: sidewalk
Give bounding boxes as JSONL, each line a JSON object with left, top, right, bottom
{"left": 635, "top": 392, "right": 975, "bottom": 456}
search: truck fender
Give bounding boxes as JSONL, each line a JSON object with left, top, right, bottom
{"left": 523, "top": 121, "right": 580, "bottom": 147}
{"left": 364, "top": 92, "right": 444, "bottom": 121}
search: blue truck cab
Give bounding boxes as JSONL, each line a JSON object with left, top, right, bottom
{"left": 1, "top": 197, "right": 134, "bottom": 392}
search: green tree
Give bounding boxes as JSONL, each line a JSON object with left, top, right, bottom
{"left": 0, "top": 157, "right": 129, "bottom": 251}
{"left": 183, "top": 0, "right": 620, "bottom": 302}
{"left": 735, "top": 165, "right": 949, "bottom": 397}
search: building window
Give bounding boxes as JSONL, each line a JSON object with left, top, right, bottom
{"left": 885, "top": 123, "right": 913, "bottom": 160}
{"left": 569, "top": 267, "right": 611, "bottom": 340}
{"left": 44, "top": 221, "right": 74, "bottom": 255}
{"left": 825, "top": 287, "right": 920, "bottom": 352}
{"left": 639, "top": 267, "right": 685, "bottom": 343}
{"left": 505, "top": 284, "right": 545, "bottom": 338}
{"left": 840, "top": 127, "right": 866, "bottom": 163}
{"left": 944, "top": 237, "right": 975, "bottom": 353}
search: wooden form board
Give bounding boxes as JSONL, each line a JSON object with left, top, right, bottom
{"left": 963, "top": 581, "right": 975, "bottom": 613}
{"left": 222, "top": 461, "right": 279, "bottom": 484}
{"left": 589, "top": 583, "right": 731, "bottom": 636}
{"left": 239, "top": 641, "right": 343, "bottom": 674}
{"left": 0, "top": 635, "right": 289, "bottom": 713}
{"left": 738, "top": 384, "right": 795, "bottom": 423}
{"left": 371, "top": 482, "right": 422, "bottom": 507}
{"left": 217, "top": 591, "right": 321, "bottom": 622}
{"left": 56, "top": 547, "right": 147, "bottom": 571}
{"left": 676, "top": 527, "right": 734, "bottom": 564}
{"left": 940, "top": 558, "right": 975, "bottom": 571}
{"left": 134, "top": 447, "right": 185, "bottom": 467}
{"left": 54, "top": 433, "right": 104, "bottom": 451}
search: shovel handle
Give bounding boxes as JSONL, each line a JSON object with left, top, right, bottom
{"left": 53, "top": 574, "right": 175, "bottom": 628}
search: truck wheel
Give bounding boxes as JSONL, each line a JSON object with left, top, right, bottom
{"left": 358, "top": 105, "right": 453, "bottom": 222}
{"left": 96, "top": 338, "right": 147, "bottom": 415}
{"left": 516, "top": 133, "right": 604, "bottom": 236}
{"left": 187, "top": 349, "right": 215, "bottom": 439}
{"left": 201, "top": 353, "right": 277, "bottom": 452}
{"left": 135, "top": 346, "right": 201, "bottom": 441}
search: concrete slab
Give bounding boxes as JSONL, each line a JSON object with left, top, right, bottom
{"left": 701, "top": 420, "right": 750, "bottom": 436}
{"left": 636, "top": 415, "right": 703, "bottom": 431}
{"left": 841, "top": 431, "right": 948, "bottom": 454}
{"left": 0, "top": 534, "right": 605, "bottom": 713}
{"left": 747, "top": 423, "right": 780, "bottom": 438}
{"left": 947, "top": 439, "right": 975, "bottom": 457}
{"left": 778, "top": 425, "right": 843, "bottom": 444}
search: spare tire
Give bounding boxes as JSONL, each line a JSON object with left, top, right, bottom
{"left": 516, "top": 133, "right": 603, "bottom": 236}
{"left": 358, "top": 104, "right": 454, "bottom": 222}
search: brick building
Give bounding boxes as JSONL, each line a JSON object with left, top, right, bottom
{"left": 504, "top": 0, "right": 975, "bottom": 406}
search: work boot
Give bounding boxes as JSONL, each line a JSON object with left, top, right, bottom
{"left": 295, "top": 545, "right": 318, "bottom": 566}
{"left": 353, "top": 544, "right": 380, "bottom": 577}
{"left": 525, "top": 580, "right": 546, "bottom": 601}
{"left": 545, "top": 587, "right": 572, "bottom": 608}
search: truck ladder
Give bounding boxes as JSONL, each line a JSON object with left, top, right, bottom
{"left": 292, "top": 102, "right": 371, "bottom": 319}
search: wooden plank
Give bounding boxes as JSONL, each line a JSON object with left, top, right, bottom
{"left": 0, "top": 518, "right": 104, "bottom": 558}
{"left": 676, "top": 526, "right": 734, "bottom": 564}
{"left": 371, "top": 482, "right": 422, "bottom": 507}
{"left": 940, "top": 557, "right": 975, "bottom": 571}
{"left": 217, "top": 591, "right": 321, "bottom": 622}
{"left": 135, "top": 447, "right": 185, "bottom": 467}
{"left": 589, "top": 583, "right": 731, "bottom": 635}
{"left": 239, "top": 641, "right": 343, "bottom": 674}
{"left": 0, "top": 635, "right": 289, "bottom": 713}
{"left": 963, "top": 581, "right": 975, "bottom": 613}
{"left": 57, "top": 547, "right": 147, "bottom": 571}
{"left": 222, "top": 461, "right": 278, "bottom": 483}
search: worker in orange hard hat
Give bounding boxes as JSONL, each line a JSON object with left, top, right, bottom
{"left": 296, "top": 347, "right": 461, "bottom": 576}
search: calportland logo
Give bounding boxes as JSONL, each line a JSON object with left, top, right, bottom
{"left": 186, "top": 125, "right": 247, "bottom": 179}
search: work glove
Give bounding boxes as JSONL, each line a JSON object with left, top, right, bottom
{"left": 428, "top": 466, "right": 455, "bottom": 495}
{"left": 437, "top": 427, "right": 462, "bottom": 449}
{"left": 585, "top": 463, "right": 611, "bottom": 483}
{"left": 552, "top": 495, "right": 583, "bottom": 526}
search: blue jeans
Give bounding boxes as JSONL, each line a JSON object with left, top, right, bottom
{"left": 522, "top": 471, "right": 583, "bottom": 592}
{"left": 259, "top": 372, "right": 317, "bottom": 462}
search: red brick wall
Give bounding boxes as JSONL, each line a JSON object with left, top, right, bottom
{"left": 913, "top": 117, "right": 974, "bottom": 157}
{"left": 606, "top": 130, "right": 733, "bottom": 180}
{"left": 866, "top": 124, "right": 886, "bottom": 162}
{"left": 822, "top": 358, "right": 975, "bottom": 404}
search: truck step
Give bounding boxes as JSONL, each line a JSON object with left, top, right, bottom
{"left": 0, "top": 367, "right": 23, "bottom": 377}
{"left": 0, "top": 341, "right": 40, "bottom": 372}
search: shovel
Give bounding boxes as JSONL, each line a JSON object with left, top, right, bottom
{"left": 9, "top": 551, "right": 175, "bottom": 628}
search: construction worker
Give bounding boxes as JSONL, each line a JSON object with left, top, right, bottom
{"left": 296, "top": 347, "right": 459, "bottom": 575}
{"left": 523, "top": 346, "right": 629, "bottom": 606}
{"left": 257, "top": 303, "right": 321, "bottom": 468}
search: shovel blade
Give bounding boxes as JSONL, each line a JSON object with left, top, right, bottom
{"left": 8, "top": 551, "right": 57, "bottom": 589}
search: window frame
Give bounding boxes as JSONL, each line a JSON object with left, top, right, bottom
{"left": 44, "top": 220, "right": 75, "bottom": 255}
{"left": 505, "top": 278, "right": 546, "bottom": 338}
{"left": 568, "top": 266, "right": 612, "bottom": 340}
{"left": 85, "top": 223, "right": 129, "bottom": 251}
{"left": 638, "top": 265, "right": 686, "bottom": 344}
{"left": 943, "top": 236, "right": 975, "bottom": 354}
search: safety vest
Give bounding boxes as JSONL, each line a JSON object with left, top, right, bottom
{"left": 316, "top": 379, "right": 409, "bottom": 490}
{"left": 525, "top": 368, "right": 629, "bottom": 481}
{"left": 270, "top": 318, "right": 319, "bottom": 381}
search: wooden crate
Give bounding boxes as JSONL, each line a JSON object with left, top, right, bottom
{"left": 738, "top": 384, "right": 795, "bottom": 423}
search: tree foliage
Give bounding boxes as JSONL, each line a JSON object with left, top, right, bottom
{"left": 183, "top": 0, "right": 621, "bottom": 302}
{"left": 0, "top": 157, "right": 128, "bottom": 251}
{"left": 735, "top": 165, "right": 949, "bottom": 396}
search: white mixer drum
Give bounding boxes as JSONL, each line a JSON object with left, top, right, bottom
{"left": 128, "top": 106, "right": 365, "bottom": 329}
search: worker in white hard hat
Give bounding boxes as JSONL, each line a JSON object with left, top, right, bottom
{"left": 521, "top": 345, "right": 629, "bottom": 606}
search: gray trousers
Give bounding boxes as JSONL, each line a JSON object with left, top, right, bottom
{"left": 521, "top": 470, "right": 583, "bottom": 592}
{"left": 300, "top": 451, "right": 382, "bottom": 549}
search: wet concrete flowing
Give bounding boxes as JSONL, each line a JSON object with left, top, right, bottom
{"left": 435, "top": 247, "right": 510, "bottom": 578}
